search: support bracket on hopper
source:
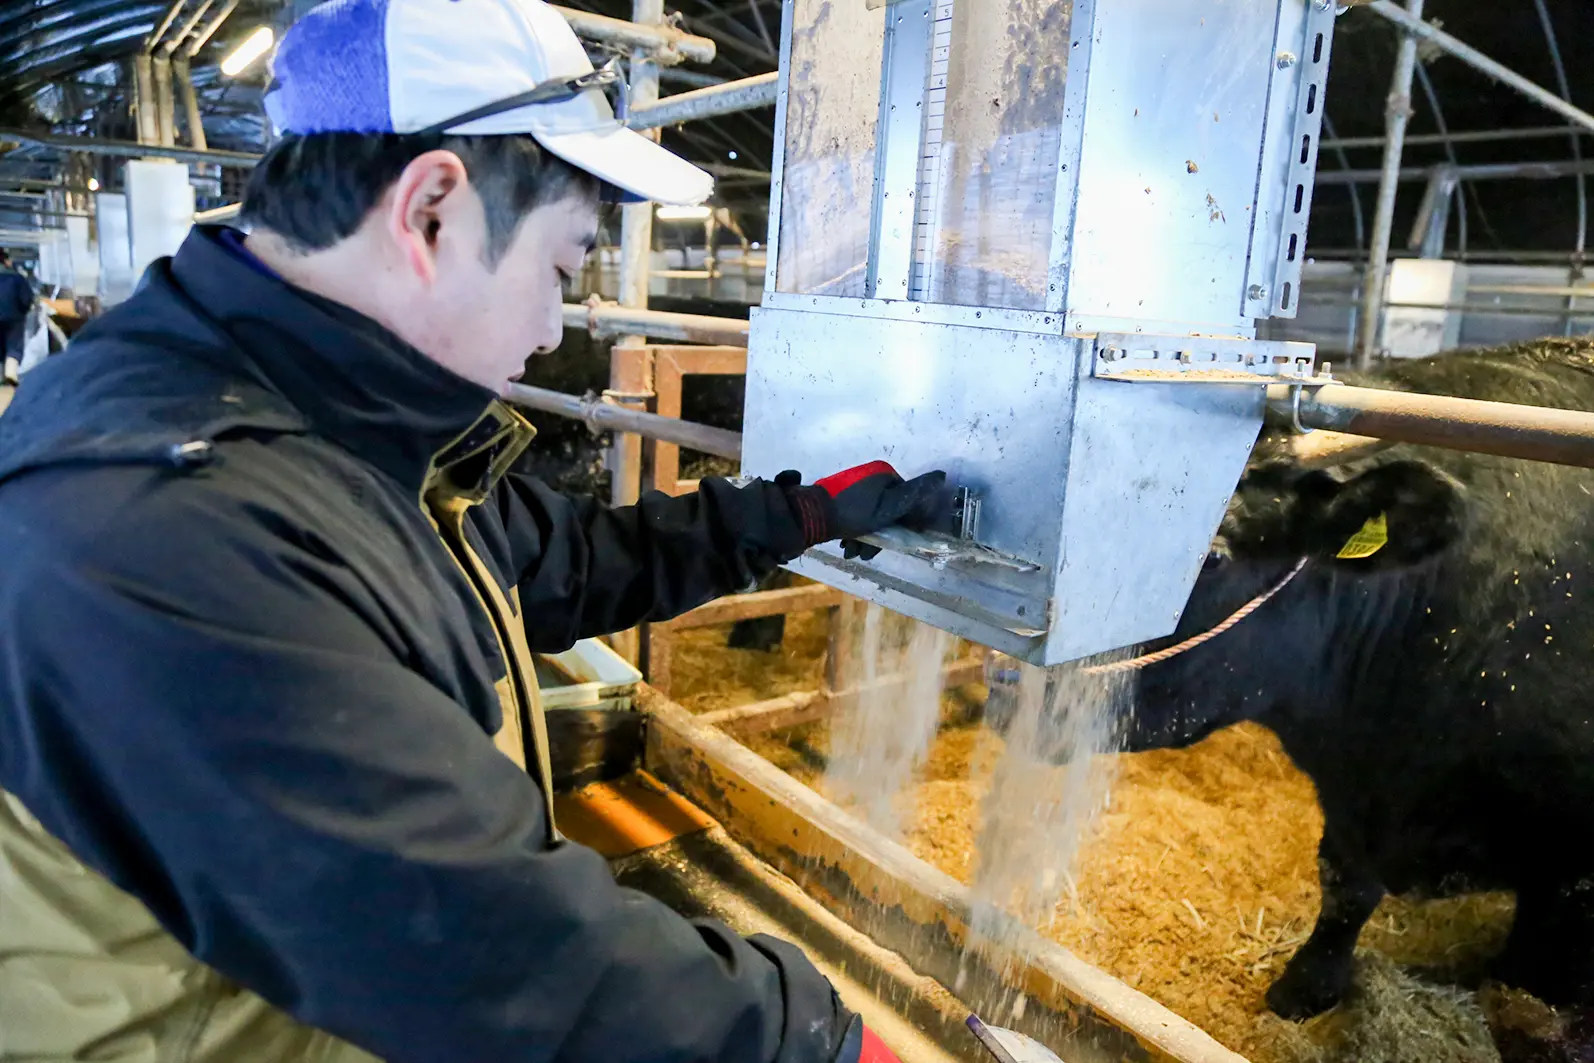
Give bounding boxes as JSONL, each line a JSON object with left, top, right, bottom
{"left": 1090, "top": 333, "right": 1322, "bottom": 384}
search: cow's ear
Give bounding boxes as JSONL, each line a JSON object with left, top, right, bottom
{"left": 1297, "top": 460, "right": 1467, "bottom": 569}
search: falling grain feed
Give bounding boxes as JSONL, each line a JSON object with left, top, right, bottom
{"left": 965, "top": 652, "right": 1132, "bottom": 967}
{"left": 824, "top": 604, "right": 953, "bottom": 838}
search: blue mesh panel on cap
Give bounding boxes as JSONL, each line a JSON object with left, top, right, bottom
{"left": 266, "top": 0, "right": 393, "bottom": 134}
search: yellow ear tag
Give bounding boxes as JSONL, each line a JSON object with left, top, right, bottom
{"left": 1337, "top": 512, "right": 1389, "bottom": 560}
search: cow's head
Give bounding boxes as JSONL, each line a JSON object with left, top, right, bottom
{"left": 1125, "top": 456, "right": 1468, "bottom": 751}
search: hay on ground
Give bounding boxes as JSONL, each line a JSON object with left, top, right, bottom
{"left": 661, "top": 624, "right": 1534, "bottom": 1063}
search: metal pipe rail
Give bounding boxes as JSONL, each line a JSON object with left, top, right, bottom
{"left": 551, "top": 6, "right": 715, "bottom": 64}
{"left": 183, "top": 0, "right": 240, "bottom": 57}
{"left": 1296, "top": 295, "right": 1594, "bottom": 321}
{"left": 1317, "top": 158, "right": 1594, "bottom": 186}
{"left": 1365, "top": 2, "right": 1594, "bottom": 137}
{"left": 562, "top": 301, "right": 751, "bottom": 346}
{"left": 504, "top": 382, "right": 742, "bottom": 461}
{"left": 1266, "top": 383, "right": 1594, "bottom": 469}
{"left": 1321, "top": 124, "right": 1587, "bottom": 152}
{"left": 0, "top": 129, "right": 260, "bottom": 167}
{"left": 1358, "top": 0, "right": 1423, "bottom": 366}
{"left": 145, "top": 0, "right": 186, "bottom": 52}
{"left": 628, "top": 73, "right": 778, "bottom": 131}
{"left": 193, "top": 203, "right": 241, "bottom": 223}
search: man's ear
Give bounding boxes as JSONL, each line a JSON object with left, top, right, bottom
{"left": 385, "top": 149, "right": 471, "bottom": 285}
{"left": 1298, "top": 459, "right": 1467, "bottom": 570}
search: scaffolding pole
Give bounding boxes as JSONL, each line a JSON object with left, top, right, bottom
{"left": 1316, "top": 158, "right": 1594, "bottom": 185}
{"left": 564, "top": 302, "right": 750, "bottom": 345}
{"left": 131, "top": 56, "right": 160, "bottom": 146}
{"left": 1321, "top": 124, "right": 1587, "bottom": 151}
{"left": 144, "top": 0, "right": 188, "bottom": 52}
{"left": 628, "top": 73, "right": 779, "bottom": 131}
{"left": 1357, "top": 0, "right": 1423, "bottom": 368}
{"left": 174, "top": 58, "right": 207, "bottom": 151}
{"left": 504, "top": 383, "right": 742, "bottom": 460}
{"left": 550, "top": 5, "right": 715, "bottom": 64}
{"left": 157, "top": 0, "right": 215, "bottom": 57}
{"left": 0, "top": 129, "right": 259, "bottom": 166}
{"left": 183, "top": 0, "right": 242, "bottom": 56}
{"left": 1364, "top": 1, "right": 1594, "bottom": 138}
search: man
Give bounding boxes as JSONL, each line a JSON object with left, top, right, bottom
{"left": 0, "top": 1, "right": 942, "bottom": 1060}
{"left": 0, "top": 248, "right": 33, "bottom": 377}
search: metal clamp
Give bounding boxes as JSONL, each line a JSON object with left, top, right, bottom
{"left": 1288, "top": 380, "right": 1314, "bottom": 435}
{"left": 1286, "top": 361, "right": 1335, "bottom": 435}
{"left": 582, "top": 388, "right": 655, "bottom": 436}
{"left": 953, "top": 486, "right": 981, "bottom": 542}
{"left": 584, "top": 293, "right": 608, "bottom": 339}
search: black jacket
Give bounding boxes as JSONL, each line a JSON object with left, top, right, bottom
{"left": 0, "top": 265, "right": 32, "bottom": 326}
{"left": 0, "top": 227, "right": 855, "bottom": 1063}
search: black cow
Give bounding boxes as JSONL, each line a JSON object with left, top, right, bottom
{"left": 1115, "top": 341, "right": 1594, "bottom": 1017}
{"left": 726, "top": 569, "right": 794, "bottom": 651}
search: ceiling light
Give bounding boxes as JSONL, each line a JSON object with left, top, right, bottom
{"left": 221, "top": 26, "right": 275, "bottom": 77}
{"left": 87, "top": 177, "right": 100, "bottom": 192}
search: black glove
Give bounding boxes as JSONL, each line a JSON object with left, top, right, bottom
{"left": 778, "top": 461, "right": 949, "bottom": 560}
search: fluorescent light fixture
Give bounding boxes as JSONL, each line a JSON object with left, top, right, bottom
{"left": 87, "top": 177, "right": 100, "bottom": 191}
{"left": 655, "top": 204, "right": 713, "bottom": 222}
{"left": 221, "top": 26, "right": 275, "bottom": 77}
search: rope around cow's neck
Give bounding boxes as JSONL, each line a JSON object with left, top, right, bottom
{"left": 1081, "top": 557, "right": 1310, "bottom": 676}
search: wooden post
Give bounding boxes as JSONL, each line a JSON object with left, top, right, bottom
{"left": 606, "top": 343, "right": 654, "bottom": 666}
{"left": 826, "top": 597, "right": 865, "bottom": 695}
{"left": 651, "top": 345, "right": 748, "bottom": 496}
{"left": 610, "top": 0, "right": 663, "bottom": 664}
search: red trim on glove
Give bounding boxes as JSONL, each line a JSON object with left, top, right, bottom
{"left": 858, "top": 1026, "right": 903, "bottom": 1063}
{"left": 815, "top": 461, "right": 898, "bottom": 498}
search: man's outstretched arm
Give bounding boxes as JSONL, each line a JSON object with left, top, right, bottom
{"left": 486, "top": 464, "right": 947, "bottom": 652}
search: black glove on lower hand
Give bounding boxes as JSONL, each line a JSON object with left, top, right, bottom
{"left": 778, "top": 461, "right": 949, "bottom": 560}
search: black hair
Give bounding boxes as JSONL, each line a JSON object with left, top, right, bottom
{"left": 240, "top": 132, "right": 599, "bottom": 266}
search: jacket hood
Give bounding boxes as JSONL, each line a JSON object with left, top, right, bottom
{"left": 0, "top": 329, "right": 310, "bottom": 485}
{"left": 0, "top": 226, "right": 500, "bottom": 493}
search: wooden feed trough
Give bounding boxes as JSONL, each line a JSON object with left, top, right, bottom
{"left": 610, "top": 673, "right": 1253, "bottom": 1063}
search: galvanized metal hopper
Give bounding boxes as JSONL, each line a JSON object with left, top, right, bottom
{"left": 741, "top": 0, "right": 1340, "bottom": 664}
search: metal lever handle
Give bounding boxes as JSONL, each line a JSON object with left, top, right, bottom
{"left": 851, "top": 525, "right": 1040, "bottom": 573}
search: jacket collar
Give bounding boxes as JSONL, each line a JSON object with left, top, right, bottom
{"left": 170, "top": 226, "right": 505, "bottom": 495}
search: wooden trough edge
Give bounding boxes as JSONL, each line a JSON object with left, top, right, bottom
{"left": 697, "top": 656, "right": 987, "bottom": 734}
{"left": 638, "top": 686, "right": 1249, "bottom": 1063}
{"left": 657, "top": 583, "right": 848, "bottom": 630}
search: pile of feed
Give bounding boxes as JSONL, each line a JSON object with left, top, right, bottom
{"left": 664, "top": 622, "right": 1550, "bottom": 1063}
{"left": 905, "top": 716, "right": 1515, "bottom": 1063}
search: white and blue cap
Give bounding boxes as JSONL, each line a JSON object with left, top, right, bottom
{"left": 264, "top": 0, "right": 713, "bottom": 206}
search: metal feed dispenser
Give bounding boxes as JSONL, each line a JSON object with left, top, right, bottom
{"left": 741, "top": 0, "right": 1340, "bottom": 664}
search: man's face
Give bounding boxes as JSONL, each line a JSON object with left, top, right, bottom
{"left": 405, "top": 187, "right": 598, "bottom": 396}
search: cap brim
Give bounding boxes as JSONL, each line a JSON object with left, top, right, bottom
{"left": 537, "top": 124, "right": 714, "bottom": 206}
